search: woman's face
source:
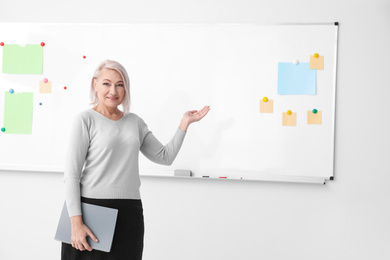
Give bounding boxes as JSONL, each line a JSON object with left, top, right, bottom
{"left": 93, "top": 68, "right": 126, "bottom": 110}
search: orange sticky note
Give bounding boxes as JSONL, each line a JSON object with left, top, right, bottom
{"left": 307, "top": 110, "right": 322, "bottom": 124}
{"left": 309, "top": 55, "right": 324, "bottom": 70}
{"left": 282, "top": 112, "right": 297, "bottom": 126}
{"left": 39, "top": 80, "right": 52, "bottom": 93}
{"left": 260, "top": 100, "right": 273, "bottom": 113}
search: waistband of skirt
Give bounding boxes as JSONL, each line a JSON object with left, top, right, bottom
{"left": 81, "top": 196, "right": 142, "bottom": 209}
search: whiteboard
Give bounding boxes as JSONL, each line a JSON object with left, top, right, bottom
{"left": 0, "top": 23, "right": 338, "bottom": 183}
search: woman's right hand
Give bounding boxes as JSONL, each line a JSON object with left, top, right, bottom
{"left": 70, "top": 215, "right": 99, "bottom": 251}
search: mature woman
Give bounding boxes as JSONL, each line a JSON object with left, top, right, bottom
{"left": 62, "top": 60, "right": 210, "bottom": 260}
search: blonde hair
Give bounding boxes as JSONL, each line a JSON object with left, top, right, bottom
{"left": 90, "top": 60, "right": 131, "bottom": 114}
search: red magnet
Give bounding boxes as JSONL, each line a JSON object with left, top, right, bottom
{"left": 0, "top": 42, "right": 4, "bottom": 46}
{"left": 41, "top": 42, "right": 45, "bottom": 47}
{"left": 64, "top": 86, "right": 67, "bottom": 90}
{"left": 83, "top": 55, "right": 86, "bottom": 59}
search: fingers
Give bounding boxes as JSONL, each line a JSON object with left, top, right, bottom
{"left": 82, "top": 239, "right": 93, "bottom": 251}
{"left": 199, "top": 106, "right": 210, "bottom": 114}
{"left": 190, "top": 106, "right": 209, "bottom": 122}
{"left": 196, "top": 106, "right": 210, "bottom": 119}
{"left": 182, "top": 106, "right": 210, "bottom": 126}
{"left": 77, "top": 242, "right": 87, "bottom": 251}
{"left": 87, "top": 229, "right": 99, "bottom": 243}
{"left": 72, "top": 239, "right": 92, "bottom": 251}
{"left": 71, "top": 228, "right": 97, "bottom": 252}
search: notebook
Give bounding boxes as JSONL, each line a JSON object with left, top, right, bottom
{"left": 54, "top": 202, "right": 118, "bottom": 252}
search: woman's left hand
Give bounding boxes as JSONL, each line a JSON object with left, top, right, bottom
{"left": 179, "top": 106, "right": 210, "bottom": 131}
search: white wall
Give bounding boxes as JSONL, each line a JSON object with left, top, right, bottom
{"left": 0, "top": 0, "right": 389, "bottom": 259}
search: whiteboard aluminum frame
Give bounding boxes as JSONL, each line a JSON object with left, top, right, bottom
{"left": 331, "top": 23, "right": 339, "bottom": 180}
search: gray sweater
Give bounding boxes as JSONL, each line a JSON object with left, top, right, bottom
{"left": 64, "top": 108, "right": 186, "bottom": 217}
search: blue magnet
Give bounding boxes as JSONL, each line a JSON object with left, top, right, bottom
{"left": 9, "top": 89, "right": 14, "bottom": 94}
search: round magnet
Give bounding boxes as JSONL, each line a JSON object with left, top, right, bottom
{"left": 287, "top": 110, "right": 292, "bottom": 115}
{"left": 64, "top": 86, "right": 67, "bottom": 90}
{"left": 83, "top": 55, "right": 86, "bottom": 59}
{"left": 9, "top": 89, "right": 14, "bottom": 94}
{"left": 43, "top": 78, "right": 48, "bottom": 83}
{"left": 41, "top": 42, "right": 45, "bottom": 47}
{"left": 294, "top": 60, "right": 299, "bottom": 65}
{"left": 1, "top": 127, "right": 5, "bottom": 132}
{"left": 263, "top": 97, "right": 268, "bottom": 102}
{"left": 312, "top": 109, "right": 318, "bottom": 114}
{"left": 314, "top": 53, "right": 319, "bottom": 58}
{"left": 0, "top": 42, "right": 4, "bottom": 46}
{"left": 39, "top": 102, "right": 42, "bottom": 106}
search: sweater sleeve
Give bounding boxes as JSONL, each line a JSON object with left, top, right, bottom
{"left": 138, "top": 117, "right": 186, "bottom": 166}
{"left": 63, "top": 114, "right": 90, "bottom": 217}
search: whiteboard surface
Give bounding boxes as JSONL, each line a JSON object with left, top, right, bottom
{"left": 0, "top": 23, "right": 337, "bottom": 182}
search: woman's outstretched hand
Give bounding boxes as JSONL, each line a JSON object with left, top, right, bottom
{"left": 179, "top": 106, "right": 210, "bottom": 131}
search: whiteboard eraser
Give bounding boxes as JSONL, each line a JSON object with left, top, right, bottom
{"left": 174, "top": 169, "right": 192, "bottom": 177}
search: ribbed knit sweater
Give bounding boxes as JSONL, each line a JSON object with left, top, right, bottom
{"left": 64, "top": 108, "right": 186, "bottom": 217}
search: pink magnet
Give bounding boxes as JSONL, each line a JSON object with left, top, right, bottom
{"left": 43, "top": 78, "right": 48, "bottom": 83}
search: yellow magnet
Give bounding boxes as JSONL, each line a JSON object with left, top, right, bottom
{"left": 287, "top": 110, "right": 292, "bottom": 115}
{"left": 262, "top": 97, "right": 268, "bottom": 102}
{"left": 314, "top": 53, "right": 319, "bottom": 58}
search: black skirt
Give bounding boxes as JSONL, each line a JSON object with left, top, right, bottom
{"left": 61, "top": 197, "right": 144, "bottom": 260}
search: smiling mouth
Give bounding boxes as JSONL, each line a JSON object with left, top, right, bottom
{"left": 107, "top": 97, "right": 118, "bottom": 100}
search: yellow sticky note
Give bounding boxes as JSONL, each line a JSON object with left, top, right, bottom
{"left": 307, "top": 110, "right": 322, "bottom": 124}
{"left": 39, "top": 81, "right": 52, "bottom": 93}
{"left": 260, "top": 100, "right": 273, "bottom": 113}
{"left": 282, "top": 112, "right": 297, "bottom": 126}
{"left": 309, "top": 55, "right": 324, "bottom": 70}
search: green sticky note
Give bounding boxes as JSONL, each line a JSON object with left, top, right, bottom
{"left": 2, "top": 44, "right": 43, "bottom": 74}
{"left": 3, "top": 92, "right": 33, "bottom": 134}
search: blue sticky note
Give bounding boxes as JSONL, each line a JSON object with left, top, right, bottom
{"left": 277, "top": 63, "right": 316, "bottom": 95}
